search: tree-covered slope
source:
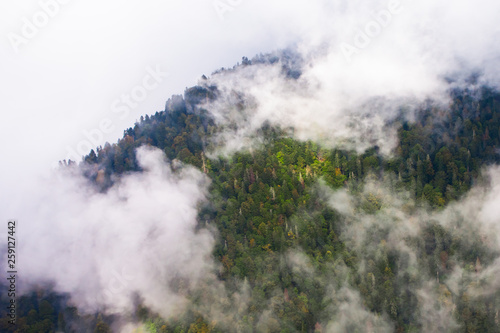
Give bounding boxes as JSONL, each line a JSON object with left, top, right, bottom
{"left": 3, "top": 56, "right": 500, "bottom": 332}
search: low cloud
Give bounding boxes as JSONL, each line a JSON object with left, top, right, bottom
{"left": 16, "top": 146, "right": 214, "bottom": 319}
{"left": 199, "top": 0, "right": 500, "bottom": 156}
{"left": 316, "top": 166, "right": 500, "bottom": 331}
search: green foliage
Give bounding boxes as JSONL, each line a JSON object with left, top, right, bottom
{"left": 52, "top": 85, "right": 500, "bottom": 332}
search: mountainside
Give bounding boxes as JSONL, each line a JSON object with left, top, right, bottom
{"left": 3, "top": 54, "right": 500, "bottom": 332}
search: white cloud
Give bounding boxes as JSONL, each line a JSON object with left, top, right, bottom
{"left": 200, "top": 0, "right": 500, "bottom": 155}
{"left": 16, "top": 146, "right": 214, "bottom": 318}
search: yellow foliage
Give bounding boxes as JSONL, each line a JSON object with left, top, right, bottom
{"left": 221, "top": 255, "right": 233, "bottom": 270}
{"left": 188, "top": 318, "right": 211, "bottom": 333}
{"left": 262, "top": 244, "right": 272, "bottom": 252}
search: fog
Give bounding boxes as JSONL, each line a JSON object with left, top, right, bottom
{"left": 17, "top": 147, "right": 214, "bottom": 319}
{"left": 200, "top": 0, "right": 500, "bottom": 156}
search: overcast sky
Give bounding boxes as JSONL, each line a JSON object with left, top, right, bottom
{"left": 0, "top": 0, "right": 322, "bottom": 217}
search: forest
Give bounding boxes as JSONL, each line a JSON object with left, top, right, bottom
{"left": 2, "top": 55, "right": 500, "bottom": 332}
